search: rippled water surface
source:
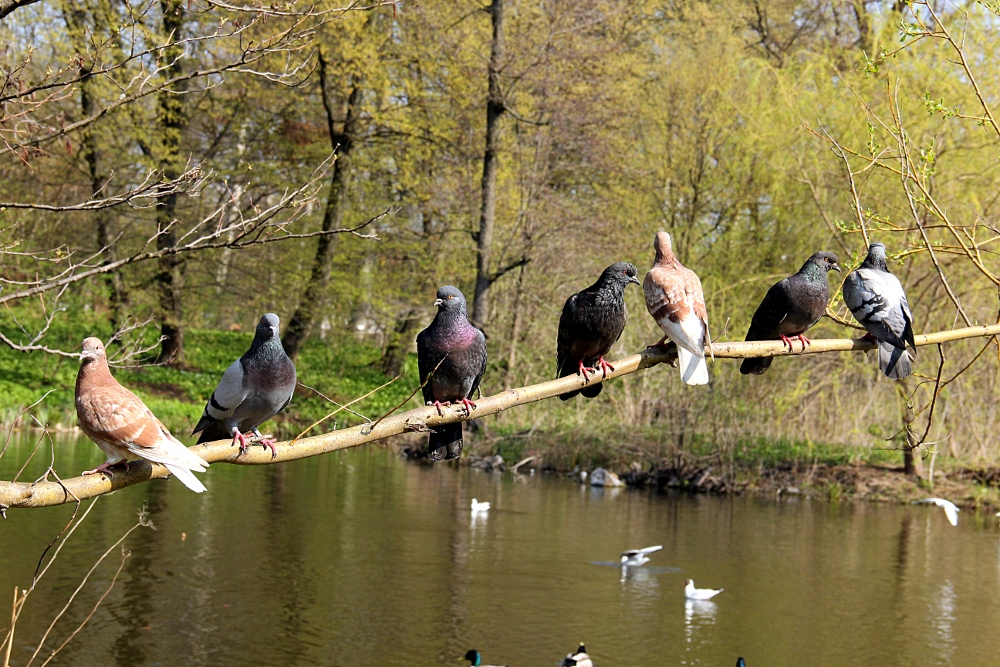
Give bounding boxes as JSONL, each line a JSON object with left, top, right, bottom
{"left": 3, "top": 435, "right": 1000, "bottom": 666}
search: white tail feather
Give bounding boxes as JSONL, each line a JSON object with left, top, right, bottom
{"left": 163, "top": 462, "right": 207, "bottom": 493}
{"left": 677, "top": 347, "right": 709, "bottom": 385}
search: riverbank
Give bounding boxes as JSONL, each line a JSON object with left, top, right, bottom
{"left": 454, "top": 433, "right": 1000, "bottom": 515}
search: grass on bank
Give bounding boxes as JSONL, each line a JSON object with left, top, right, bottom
{"left": 0, "top": 311, "right": 937, "bottom": 482}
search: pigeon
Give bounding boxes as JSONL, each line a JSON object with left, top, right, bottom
{"left": 416, "top": 286, "right": 488, "bottom": 461}
{"left": 643, "top": 232, "right": 711, "bottom": 385}
{"left": 685, "top": 579, "right": 723, "bottom": 600}
{"left": 75, "top": 337, "right": 209, "bottom": 492}
{"left": 842, "top": 242, "right": 915, "bottom": 379}
{"left": 620, "top": 545, "right": 663, "bottom": 567}
{"left": 471, "top": 498, "right": 491, "bottom": 513}
{"left": 557, "top": 262, "right": 640, "bottom": 399}
{"left": 561, "top": 644, "right": 593, "bottom": 667}
{"left": 462, "top": 649, "right": 507, "bottom": 667}
{"left": 740, "top": 251, "right": 841, "bottom": 375}
{"left": 192, "top": 313, "right": 296, "bottom": 458}
{"left": 916, "top": 498, "right": 959, "bottom": 526}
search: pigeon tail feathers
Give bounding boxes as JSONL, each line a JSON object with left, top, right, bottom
{"left": 195, "top": 421, "right": 232, "bottom": 445}
{"left": 678, "top": 347, "right": 709, "bottom": 385}
{"left": 878, "top": 340, "right": 914, "bottom": 380}
{"left": 163, "top": 463, "right": 208, "bottom": 493}
{"left": 740, "top": 356, "right": 772, "bottom": 375}
{"left": 427, "top": 422, "right": 463, "bottom": 460}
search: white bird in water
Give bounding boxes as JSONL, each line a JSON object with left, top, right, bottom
{"left": 471, "top": 498, "right": 491, "bottom": 513}
{"left": 685, "top": 579, "right": 723, "bottom": 600}
{"left": 561, "top": 643, "right": 592, "bottom": 667}
{"left": 620, "top": 545, "right": 662, "bottom": 566}
{"left": 916, "top": 498, "right": 959, "bottom": 526}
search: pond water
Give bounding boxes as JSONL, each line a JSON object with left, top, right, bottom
{"left": 3, "top": 434, "right": 1000, "bottom": 666}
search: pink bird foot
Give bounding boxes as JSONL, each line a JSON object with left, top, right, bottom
{"left": 577, "top": 360, "right": 595, "bottom": 382}
{"left": 779, "top": 334, "right": 796, "bottom": 351}
{"left": 231, "top": 429, "right": 250, "bottom": 455}
{"left": 83, "top": 460, "right": 125, "bottom": 477}
{"left": 258, "top": 438, "right": 277, "bottom": 459}
{"left": 429, "top": 400, "right": 451, "bottom": 417}
{"left": 596, "top": 356, "right": 616, "bottom": 379}
{"left": 458, "top": 397, "right": 477, "bottom": 416}
{"left": 796, "top": 334, "right": 812, "bottom": 347}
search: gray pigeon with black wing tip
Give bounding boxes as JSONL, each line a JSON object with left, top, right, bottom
{"left": 842, "top": 242, "right": 915, "bottom": 379}
{"left": 416, "top": 286, "right": 488, "bottom": 461}
{"left": 557, "top": 262, "right": 640, "bottom": 400}
{"left": 192, "top": 313, "right": 296, "bottom": 458}
{"left": 740, "top": 251, "right": 841, "bottom": 375}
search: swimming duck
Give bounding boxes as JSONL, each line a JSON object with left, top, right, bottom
{"left": 462, "top": 649, "right": 507, "bottom": 667}
{"left": 685, "top": 578, "right": 723, "bottom": 600}
{"left": 471, "top": 498, "right": 491, "bottom": 513}
{"left": 561, "top": 642, "right": 593, "bottom": 667}
{"left": 620, "top": 545, "right": 662, "bottom": 566}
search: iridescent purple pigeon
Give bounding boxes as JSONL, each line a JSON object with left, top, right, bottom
{"left": 416, "top": 286, "right": 488, "bottom": 461}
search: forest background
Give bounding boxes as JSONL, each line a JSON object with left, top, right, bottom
{"left": 3, "top": 0, "right": 1000, "bottom": 484}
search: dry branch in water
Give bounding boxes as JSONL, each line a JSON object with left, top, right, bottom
{"left": 2, "top": 323, "right": 999, "bottom": 511}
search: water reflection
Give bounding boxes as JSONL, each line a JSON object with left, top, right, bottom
{"left": 4, "top": 438, "right": 1000, "bottom": 667}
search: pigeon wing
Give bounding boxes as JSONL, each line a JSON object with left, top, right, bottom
{"left": 467, "top": 329, "right": 488, "bottom": 399}
{"left": 79, "top": 385, "right": 208, "bottom": 474}
{"left": 644, "top": 266, "right": 707, "bottom": 354}
{"left": 416, "top": 327, "right": 437, "bottom": 405}
{"left": 556, "top": 293, "right": 579, "bottom": 378}
{"left": 745, "top": 279, "right": 792, "bottom": 341}
{"left": 193, "top": 359, "right": 248, "bottom": 434}
{"left": 844, "top": 268, "right": 909, "bottom": 349}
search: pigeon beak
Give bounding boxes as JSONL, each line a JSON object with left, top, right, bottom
{"left": 628, "top": 275, "right": 640, "bottom": 285}
{"left": 434, "top": 298, "right": 444, "bottom": 307}
{"left": 832, "top": 263, "right": 842, "bottom": 273}
{"left": 270, "top": 325, "right": 279, "bottom": 336}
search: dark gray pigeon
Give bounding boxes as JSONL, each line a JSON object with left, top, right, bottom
{"left": 740, "top": 252, "right": 841, "bottom": 375}
{"left": 557, "top": 262, "right": 640, "bottom": 400}
{"left": 416, "top": 286, "right": 488, "bottom": 461}
{"left": 192, "top": 313, "right": 296, "bottom": 457}
{"left": 842, "top": 242, "right": 915, "bottom": 379}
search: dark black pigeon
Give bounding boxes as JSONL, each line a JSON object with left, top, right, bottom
{"left": 556, "top": 262, "right": 640, "bottom": 400}
{"left": 740, "top": 252, "right": 841, "bottom": 375}
{"left": 842, "top": 242, "right": 915, "bottom": 379}
{"left": 416, "top": 286, "right": 488, "bottom": 461}
{"left": 192, "top": 313, "right": 296, "bottom": 457}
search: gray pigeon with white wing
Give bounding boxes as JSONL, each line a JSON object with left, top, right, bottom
{"left": 192, "top": 313, "right": 296, "bottom": 457}
{"left": 842, "top": 243, "right": 915, "bottom": 379}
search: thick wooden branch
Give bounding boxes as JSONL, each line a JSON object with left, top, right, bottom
{"left": 2, "top": 323, "right": 999, "bottom": 511}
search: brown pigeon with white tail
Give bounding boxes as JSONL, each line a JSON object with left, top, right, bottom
{"left": 643, "top": 232, "right": 711, "bottom": 385}
{"left": 76, "top": 337, "right": 209, "bottom": 492}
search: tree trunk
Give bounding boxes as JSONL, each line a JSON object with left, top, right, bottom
{"left": 895, "top": 381, "right": 923, "bottom": 479}
{"left": 380, "top": 309, "right": 421, "bottom": 377}
{"left": 504, "top": 263, "right": 526, "bottom": 389}
{"left": 155, "top": 0, "right": 187, "bottom": 365}
{"left": 282, "top": 48, "right": 362, "bottom": 361}
{"left": 65, "top": 1, "right": 129, "bottom": 330}
{"left": 471, "top": 0, "right": 505, "bottom": 329}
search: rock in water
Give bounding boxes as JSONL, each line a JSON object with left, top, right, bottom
{"left": 192, "top": 313, "right": 296, "bottom": 458}
{"left": 740, "top": 251, "right": 841, "bottom": 375}
{"left": 416, "top": 286, "right": 488, "bottom": 461}
{"left": 556, "top": 262, "right": 640, "bottom": 399}
{"left": 76, "top": 337, "right": 209, "bottom": 492}
{"left": 842, "top": 242, "right": 915, "bottom": 379}
{"left": 643, "top": 231, "right": 711, "bottom": 385}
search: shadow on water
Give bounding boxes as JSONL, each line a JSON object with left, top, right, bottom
{"left": 4, "top": 435, "right": 1000, "bottom": 666}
